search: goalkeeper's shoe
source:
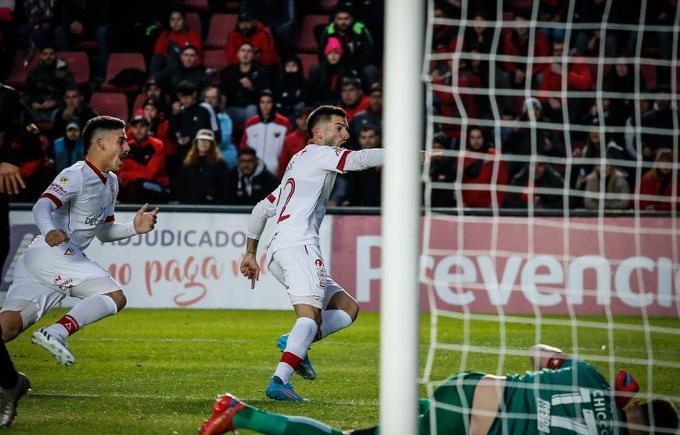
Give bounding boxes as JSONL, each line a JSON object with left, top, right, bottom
{"left": 277, "top": 334, "right": 317, "bottom": 380}
{"left": 0, "top": 372, "right": 30, "bottom": 428}
{"left": 31, "top": 327, "right": 75, "bottom": 366}
{"left": 265, "top": 376, "right": 304, "bottom": 401}
{"left": 614, "top": 369, "right": 639, "bottom": 409}
{"left": 198, "top": 393, "right": 246, "bottom": 435}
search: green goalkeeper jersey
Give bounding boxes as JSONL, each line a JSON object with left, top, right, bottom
{"left": 489, "top": 359, "right": 624, "bottom": 435}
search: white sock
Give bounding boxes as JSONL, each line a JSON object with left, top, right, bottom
{"left": 46, "top": 294, "right": 118, "bottom": 338}
{"left": 273, "top": 317, "right": 318, "bottom": 384}
{"left": 319, "top": 309, "right": 353, "bottom": 340}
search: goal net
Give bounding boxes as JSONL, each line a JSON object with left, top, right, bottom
{"left": 419, "top": 0, "right": 679, "bottom": 432}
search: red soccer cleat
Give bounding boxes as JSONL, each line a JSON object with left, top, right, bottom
{"left": 199, "top": 393, "right": 246, "bottom": 435}
{"left": 614, "top": 369, "right": 639, "bottom": 409}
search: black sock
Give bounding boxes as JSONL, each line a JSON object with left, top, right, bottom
{"left": 0, "top": 340, "right": 18, "bottom": 389}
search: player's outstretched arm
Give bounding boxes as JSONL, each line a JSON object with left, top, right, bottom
{"left": 529, "top": 344, "right": 568, "bottom": 370}
{"left": 96, "top": 203, "right": 159, "bottom": 242}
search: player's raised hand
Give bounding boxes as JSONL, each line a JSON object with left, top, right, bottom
{"left": 133, "top": 203, "right": 160, "bottom": 234}
{"left": 45, "top": 229, "right": 69, "bottom": 247}
{"left": 240, "top": 254, "right": 260, "bottom": 289}
{"left": 0, "top": 162, "right": 26, "bottom": 195}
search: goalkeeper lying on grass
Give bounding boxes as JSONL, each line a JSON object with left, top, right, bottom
{"left": 199, "top": 344, "right": 678, "bottom": 435}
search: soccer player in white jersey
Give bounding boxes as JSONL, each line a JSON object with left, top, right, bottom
{"left": 0, "top": 116, "right": 159, "bottom": 366}
{"left": 240, "top": 105, "right": 384, "bottom": 401}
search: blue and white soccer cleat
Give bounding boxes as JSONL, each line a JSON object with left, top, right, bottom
{"left": 277, "top": 334, "right": 317, "bottom": 380}
{"left": 31, "top": 328, "right": 75, "bottom": 366}
{"left": 265, "top": 377, "right": 305, "bottom": 401}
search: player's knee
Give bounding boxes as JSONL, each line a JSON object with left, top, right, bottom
{"left": 106, "top": 290, "right": 127, "bottom": 312}
{"left": 0, "top": 312, "right": 24, "bottom": 342}
{"left": 347, "top": 301, "right": 360, "bottom": 322}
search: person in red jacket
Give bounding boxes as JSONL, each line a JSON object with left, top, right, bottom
{"left": 501, "top": 13, "right": 550, "bottom": 89}
{"left": 461, "top": 126, "right": 508, "bottom": 208}
{"left": 225, "top": 11, "right": 278, "bottom": 70}
{"left": 538, "top": 40, "right": 593, "bottom": 121}
{"left": 339, "top": 77, "right": 369, "bottom": 122}
{"left": 118, "top": 111, "right": 170, "bottom": 203}
{"left": 277, "top": 106, "right": 310, "bottom": 179}
{"left": 639, "top": 148, "right": 678, "bottom": 211}
{"left": 150, "top": 9, "right": 203, "bottom": 77}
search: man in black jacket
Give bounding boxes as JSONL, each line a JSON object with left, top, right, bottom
{"left": 226, "top": 146, "right": 278, "bottom": 205}
{"left": 169, "top": 81, "right": 213, "bottom": 163}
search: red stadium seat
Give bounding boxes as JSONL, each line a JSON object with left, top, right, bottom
{"left": 296, "top": 15, "right": 328, "bottom": 53}
{"left": 205, "top": 14, "right": 237, "bottom": 49}
{"left": 203, "top": 49, "right": 228, "bottom": 79}
{"left": 186, "top": 12, "right": 202, "bottom": 37}
{"left": 640, "top": 64, "right": 657, "bottom": 91}
{"left": 5, "top": 50, "right": 37, "bottom": 89}
{"left": 297, "top": 53, "right": 318, "bottom": 79}
{"left": 102, "top": 52, "right": 146, "bottom": 92}
{"left": 175, "top": 0, "right": 209, "bottom": 12}
{"left": 90, "top": 92, "right": 129, "bottom": 121}
{"left": 56, "top": 51, "right": 90, "bottom": 85}
{"left": 318, "top": 0, "right": 339, "bottom": 12}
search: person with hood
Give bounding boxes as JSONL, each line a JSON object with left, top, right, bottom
{"left": 460, "top": 126, "right": 508, "bottom": 208}
{"left": 150, "top": 9, "right": 203, "bottom": 76}
{"left": 275, "top": 56, "right": 310, "bottom": 123}
{"left": 226, "top": 146, "right": 278, "bottom": 205}
{"left": 240, "top": 90, "right": 291, "bottom": 177}
{"left": 51, "top": 121, "right": 84, "bottom": 174}
{"left": 224, "top": 11, "right": 278, "bottom": 70}
{"left": 176, "top": 129, "right": 229, "bottom": 204}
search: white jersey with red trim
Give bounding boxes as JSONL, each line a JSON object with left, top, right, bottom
{"left": 267, "top": 144, "right": 353, "bottom": 253}
{"left": 39, "top": 160, "right": 119, "bottom": 250}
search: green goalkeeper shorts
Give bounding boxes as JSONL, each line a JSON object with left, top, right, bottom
{"left": 418, "top": 372, "right": 485, "bottom": 435}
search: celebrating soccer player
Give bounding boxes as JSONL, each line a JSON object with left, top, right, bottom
{"left": 239, "top": 105, "right": 384, "bottom": 401}
{"left": 0, "top": 116, "right": 160, "bottom": 366}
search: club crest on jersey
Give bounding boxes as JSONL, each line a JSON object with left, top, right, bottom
{"left": 64, "top": 247, "right": 75, "bottom": 256}
{"left": 58, "top": 176, "right": 70, "bottom": 184}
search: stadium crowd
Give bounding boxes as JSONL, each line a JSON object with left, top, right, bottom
{"left": 0, "top": 0, "right": 678, "bottom": 210}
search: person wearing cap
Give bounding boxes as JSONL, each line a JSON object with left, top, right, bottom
{"left": 277, "top": 106, "right": 310, "bottom": 180}
{"left": 275, "top": 56, "right": 310, "bottom": 124}
{"left": 117, "top": 111, "right": 169, "bottom": 203}
{"left": 349, "top": 82, "right": 382, "bottom": 139}
{"left": 317, "top": 4, "right": 378, "bottom": 89}
{"left": 583, "top": 143, "right": 631, "bottom": 210}
{"left": 309, "top": 36, "right": 360, "bottom": 105}
{"left": 339, "top": 77, "right": 369, "bottom": 122}
{"left": 150, "top": 9, "right": 203, "bottom": 77}
{"left": 240, "top": 90, "right": 291, "bottom": 178}
{"left": 225, "top": 146, "right": 278, "bottom": 206}
{"left": 220, "top": 42, "right": 270, "bottom": 128}
{"left": 51, "top": 121, "right": 84, "bottom": 173}
{"left": 224, "top": 10, "right": 278, "bottom": 69}
{"left": 176, "top": 129, "right": 229, "bottom": 205}
{"left": 142, "top": 97, "right": 173, "bottom": 159}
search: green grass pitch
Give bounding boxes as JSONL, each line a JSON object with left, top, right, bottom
{"left": 6, "top": 309, "right": 679, "bottom": 434}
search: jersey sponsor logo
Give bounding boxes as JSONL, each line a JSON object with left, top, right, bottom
{"left": 85, "top": 216, "right": 103, "bottom": 226}
{"left": 47, "top": 183, "right": 68, "bottom": 195}
{"left": 536, "top": 397, "right": 551, "bottom": 433}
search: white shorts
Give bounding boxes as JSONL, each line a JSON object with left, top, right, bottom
{"left": 1, "top": 237, "right": 121, "bottom": 329}
{"left": 268, "top": 244, "right": 344, "bottom": 309}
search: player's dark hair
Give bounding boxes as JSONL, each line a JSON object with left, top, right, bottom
{"left": 640, "top": 399, "right": 678, "bottom": 435}
{"left": 82, "top": 116, "right": 126, "bottom": 150}
{"left": 306, "top": 105, "right": 347, "bottom": 138}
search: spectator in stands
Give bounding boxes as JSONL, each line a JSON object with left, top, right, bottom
{"left": 342, "top": 125, "right": 382, "bottom": 207}
{"left": 583, "top": 143, "right": 631, "bottom": 210}
{"left": 639, "top": 148, "right": 678, "bottom": 211}
{"left": 54, "top": 0, "right": 111, "bottom": 76}
{"left": 350, "top": 82, "right": 382, "bottom": 138}
{"left": 571, "top": 125, "right": 604, "bottom": 199}
{"left": 278, "top": 106, "right": 310, "bottom": 180}
{"left": 537, "top": 0, "right": 567, "bottom": 44}
{"left": 431, "top": 57, "right": 481, "bottom": 142}
{"left": 51, "top": 86, "right": 97, "bottom": 137}
{"left": 224, "top": 10, "right": 278, "bottom": 71}
{"left": 500, "top": 13, "right": 550, "bottom": 89}
{"left": 18, "top": 0, "right": 57, "bottom": 56}
{"left": 157, "top": 45, "right": 209, "bottom": 99}
{"left": 226, "top": 146, "right": 278, "bottom": 205}
{"left": 431, "top": 1, "right": 459, "bottom": 53}
{"left": 142, "top": 78, "right": 165, "bottom": 111}
{"left": 51, "top": 121, "right": 83, "bottom": 174}
{"left": 169, "top": 81, "right": 212, "bottom": 167}
{"left": 240, "top": 0, "right": 295, "bottom": 56}
{"left": 464, "top": 13, "right": 492, "bottom": 54}
{"left": 505, "top": 160, "right": 565, "bottom": 209}
{"left": 574, "top": 0, "right": 635, "bottom": 58}
{"left": 150, "top": 9, "right": 202, "bottom": 77}
{"left": 201, "top": 86, "right": 237, "bottom": 168}
{"left": 641, "top": 86, "right": 677, "bottom": 162}
{"left": 24, "top": 44, "right": 75, "bottom": 123}
{"left": 430, "top": 132, "right": 456, "bottom": 207}
{"left": 504, "top": 98, "right": 564, "bottom": 177}
{"left": 220, "top": 42, "right": 269, "bottom": 127}
{"left": 309, "top": 37, "right": 359, "bottom": 105}
{"left": 318, "top": 4, "right": 379, "bottom": 89}
{"left": 142, "top": 97, "right": 173, "bottom": 158}
{"left": 339, "top": 77, "right": 369, "bottom": 122}
{"left": 275, "top": 55, "right": 310, "bottom": 123}
{"left": 538, "top": 39, "right": 593, "bottom": 122}
{"left": 604, "top": 58, "right": 635, "bottom": 145}
{"left": 176, "top": 129, "right": 229, "bottom": 204}
{"left": 460, "top": 126, "right": 508, "bottom": 208}
{"left": 117, "top": 111, "right": 169, "bottom": 203}
{"left": 240, "top": 90, "right": 291, "bottom": 177}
